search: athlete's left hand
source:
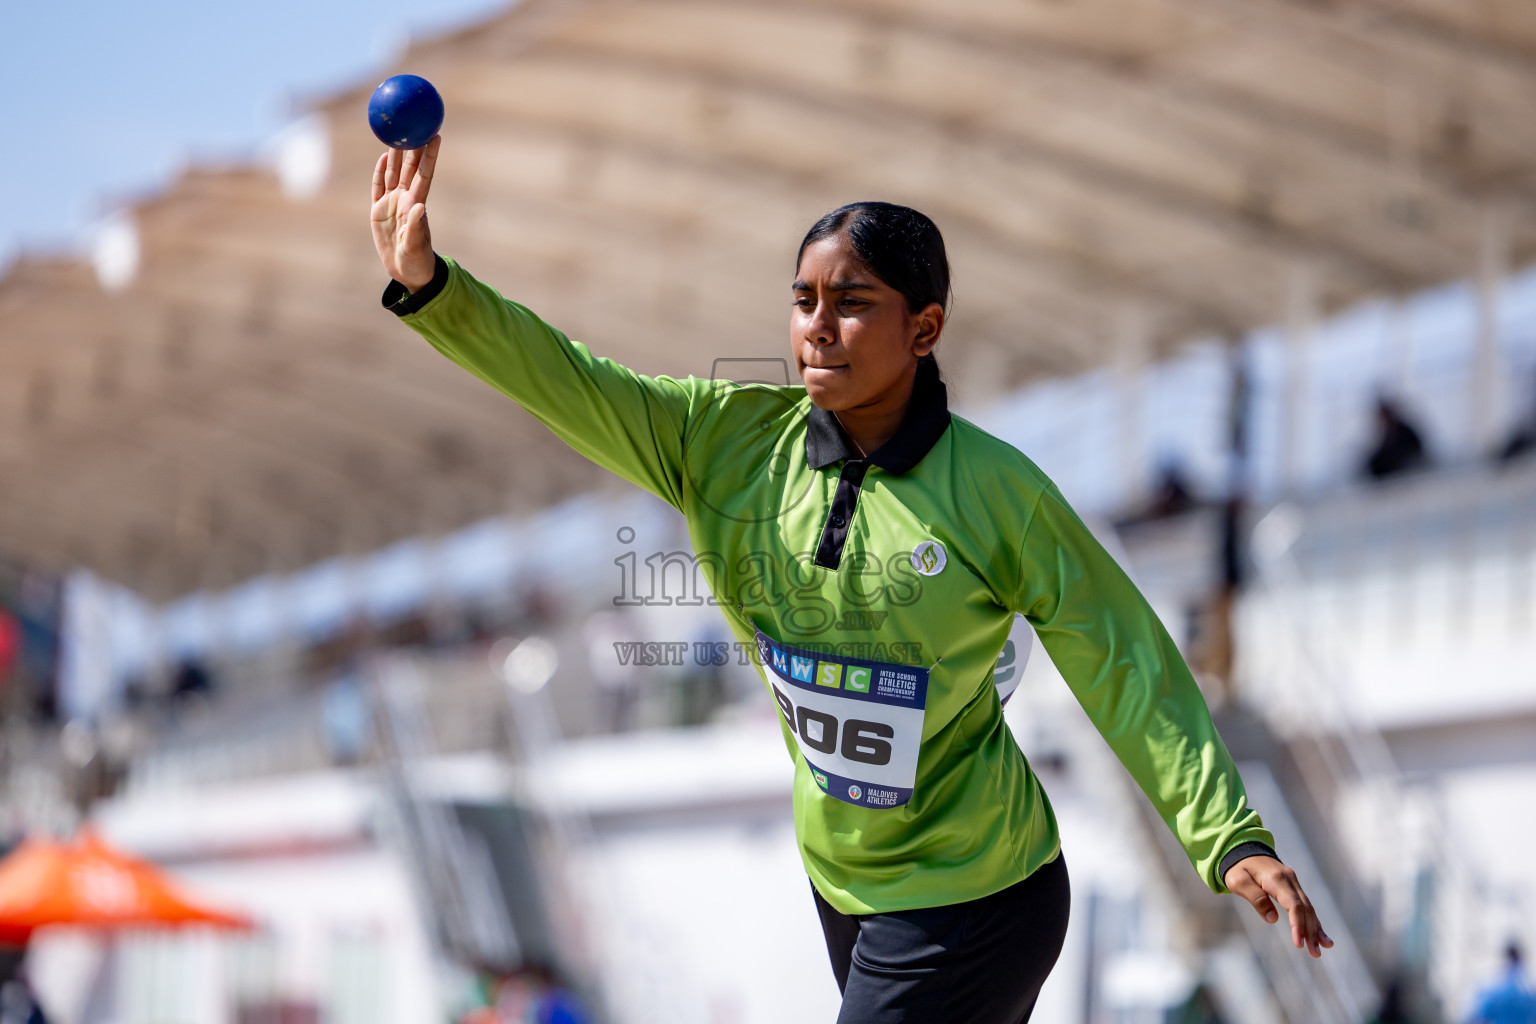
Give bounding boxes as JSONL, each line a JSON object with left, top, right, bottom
{"left": 1224, "top": 856, "right": 1334, "bottom": 958}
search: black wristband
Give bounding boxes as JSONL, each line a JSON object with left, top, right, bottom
{"left": 1219, "top": 841, "right": 1280, "bottom": 881}
{"left": 382, "top": 253, "right": 450, "bottom": 316}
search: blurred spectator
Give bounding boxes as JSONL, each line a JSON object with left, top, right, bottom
{"left": 1362, "top": 397, "right": 1429, "bottom": 480}
{"left": 584, "top": 612, "right": 639, "bottom": 733}
{"left": 536, "top": 986, "right": 589, "bottom": 1024}
{"left": 460, "top": 967, "right": 520, "bottom": 1024}
{"left": 16, "top": 572, "right": 61, "bottom": 721}
{"left": 171, "top": 658, "right": 214, "bottom": 701}
{"left": 1146, "top": 462, "right": 1198, "bottom": 519}
{"left": 1367, "top": 975, "right": 1410, "bottom": 1024}
{"left": 0, "top": 612, "right": 16, "bottom": 687}
{"left": 1497, "top": 375, "right": 1536, "bottom": 464}
{"left": 1499, "top": 426, "right": 1535, "bottom": 464}
{"left": 520, "top": 584, "right": 560, "bottom": 632}
{"left": 1464, "top": 942, "right": 1536, "bottom": 1024}
{"left": 120, "top": 674, "right": 148, "bottom": 709}
{"left": 679, "top": 621, "right": 730, "bottom": 727}
{"left": 1167, "top": 982, "right": 1224, "bottom": 1024}
{"left": 1116, "top": 461, "right": 1202, "bottom": 528}
{"left": 523, "top": 964, "right": 590, "bottom": 1024}
{"left": 320, "top": 666, "right": 372, "bottom": 766}
{"left": 0, "top": 970, "right": 49, "bottom": 1024}
{"left": 459, "top": 964, "right": 591, "bottom": 1024}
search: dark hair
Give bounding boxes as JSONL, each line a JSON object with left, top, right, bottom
{"left": 797, "top": 202, "right": 951, "bottom": 317}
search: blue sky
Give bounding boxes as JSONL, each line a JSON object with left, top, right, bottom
{"left": 2, "top": 0, "right": 508, "bottom": 268}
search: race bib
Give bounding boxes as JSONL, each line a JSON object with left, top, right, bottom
{"left": 756, "top": 628, "right": 928, "bottom": 809}
{"left": 993, "top": 614, "right": 1034, "bottom": 707}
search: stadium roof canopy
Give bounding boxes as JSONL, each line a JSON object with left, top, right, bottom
{"left": 4, "top": 0, "right": 1536, "bottom": 599}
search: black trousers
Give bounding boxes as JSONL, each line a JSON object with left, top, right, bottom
{"left": 813, "top": 855, "right": 1071, "bottom": 1024}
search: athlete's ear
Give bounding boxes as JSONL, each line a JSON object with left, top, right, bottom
{"left": 911, "top": 302, "right": 944, "bottom": 357}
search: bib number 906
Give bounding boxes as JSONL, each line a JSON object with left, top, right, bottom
{"left": 772, "top": 684, "right": 893, "bottom": 765}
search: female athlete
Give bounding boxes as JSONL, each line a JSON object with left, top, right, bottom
{"left": 372, "top": 135, "right": 1332, "bottom": 1023}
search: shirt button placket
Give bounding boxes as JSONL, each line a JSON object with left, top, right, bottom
{"left": 814, "top": 459, "right": 869, "bottom": 570}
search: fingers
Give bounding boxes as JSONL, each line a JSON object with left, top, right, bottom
{"left": 1264, "top": 868, "right": 1332, "bottom": 959}
{"left": 384, "top": 147, "right": 402, "bottom": 193}
{"left": 406, "top": 135, "right": 441, "bottom": 205}
{"left": 1263, "top": 871, "right": 1309, "bottom": 951}
{"left": 400, "top": 144, "right": 421, "bottom": 193}
{"left": 1298, "top": 903, "right": 1334, "bottom": 958}
{"left": 1229, "top": 861, "right": 1334, "bottom": 958}
{"left": 372, "top": 152, "right": 388, "bottom": 203}
{"left": 404, "top": 202, "right": 430, "bottom": 253}
{"left": 1287, "top": 901, "right": 1308, "bottom": 955}
{"left": 1288, "top": 902, "right": 1331, "bottom": 958}
{"left": 1253, "top": 894, "right": 1278, "bottom": 923}
{"left": 378, "top": 136, "right": 437, "bottom": 208}
{"left": 1226, "top": 868, "right": 1280, "bottom": 925}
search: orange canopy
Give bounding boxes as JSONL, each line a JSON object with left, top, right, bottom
{"left": 0, "top": 830, "right": 253, "bottom": 945}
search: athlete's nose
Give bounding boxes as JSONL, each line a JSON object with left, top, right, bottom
{"left": 803, "top": 297, "right": 837, "bottom": 346}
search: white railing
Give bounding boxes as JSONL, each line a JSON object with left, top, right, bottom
{"left": 1245, "top": 503, "right": 1502, "bottom": 1019}
{"left": 369, "top": 655, "right": 520, "bottom": 971}
{"left": 1096, "top": 521, "right": 1376, "bottom": 1024}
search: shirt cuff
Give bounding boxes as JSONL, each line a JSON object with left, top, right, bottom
{"left": 381, "top": 254, "right": 450, "bottom": 317}
{"left": 1218, "top": 841, "right": 1280, "bottom": 881}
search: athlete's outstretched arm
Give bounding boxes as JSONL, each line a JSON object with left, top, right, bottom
{"left": 370, "top": 138, "right": 706, "bottom": 509}
{"left": 1011, "top": 484, "right": 1333, "bottom": 958}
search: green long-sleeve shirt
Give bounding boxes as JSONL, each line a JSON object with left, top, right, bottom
{"left": 385, "top": 255, "right": 1275, "bottom": 914}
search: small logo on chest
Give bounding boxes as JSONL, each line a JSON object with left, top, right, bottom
{"left": 911, "top": 540, "right": 947, "bottom": 576}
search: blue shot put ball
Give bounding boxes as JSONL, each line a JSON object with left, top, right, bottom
{"left": 368, "top": 74, "right": 444, "bottom": 150}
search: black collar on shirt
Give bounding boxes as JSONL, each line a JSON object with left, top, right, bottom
{"left": 804, "top": 355, "right": 952, "bottom": 475}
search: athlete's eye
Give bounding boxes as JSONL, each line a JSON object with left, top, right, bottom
{"left": 793, "top": 296, "right": 815, "bottom": 309}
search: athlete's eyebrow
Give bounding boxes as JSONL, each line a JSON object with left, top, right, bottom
{"left": 792, "top": 278, "right": 880, "bottom": 292}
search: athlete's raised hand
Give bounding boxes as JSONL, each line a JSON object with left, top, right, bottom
{"left": 371, "top": 135, "right": 440, "bottom": 293}
{"left": 1225, "top": 856, "right": 1334, "bottom": 958}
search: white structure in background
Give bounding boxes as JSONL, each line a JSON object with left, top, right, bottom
{"left": 90, "top": 212, "right": 139, "bottom": 292}
{"left": 28, "top": 772, "right": 437, "bottom": 1024}
{"left": 36, "top": 653, "right": 1258, "bottom": 1024}
{"left": 79, "top": 257, "right": 1536, "bottom": 703}
{"left": 70, "top": 489, "right": 684, "bottom": 719}
{"left": 972, "top": 262, "right": 1536, "bottom": 511}
{"left": 59, "top": 572, "right": 155, "bottom": 723}
{"left": 1243, "top": 484, "right": 1536, "bottom": 1017}
{"left": 270, "top": 114, "right": 331, "bottom": 202}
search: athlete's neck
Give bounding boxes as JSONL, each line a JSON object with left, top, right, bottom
{"left": 833, "top": 370, "right": 917, "bottom": 459}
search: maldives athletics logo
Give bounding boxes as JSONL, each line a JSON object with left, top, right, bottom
{"left": 847, "top": 784, "right": 863, "bottom": 801}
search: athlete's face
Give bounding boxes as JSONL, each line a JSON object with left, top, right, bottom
{"left": 791, "top": 234, "right": 943, "bottom": 412}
